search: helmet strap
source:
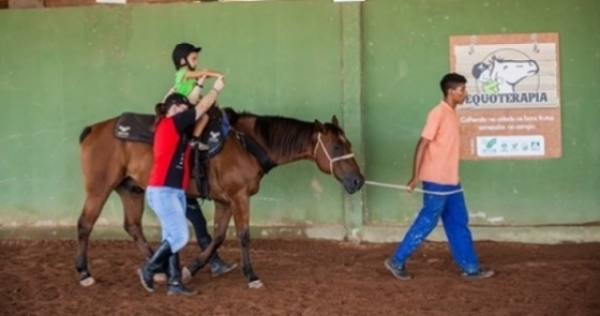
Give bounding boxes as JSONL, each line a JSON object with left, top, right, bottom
{"left": 185, "top": 57, "right": 196, "bottom": 71}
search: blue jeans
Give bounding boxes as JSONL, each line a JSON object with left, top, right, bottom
{"left": 391, "top": 181, "right": 480, "bottom": 273}
{"left": 146, "top": 186, "right": 189, "bottom": 253}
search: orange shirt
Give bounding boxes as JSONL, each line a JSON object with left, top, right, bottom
{"left": 418, "top": 101, "right": 460, "bottom": 185}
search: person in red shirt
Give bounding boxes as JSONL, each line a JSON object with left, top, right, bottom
{"left": 138, "top": 76, "right": 225, "bottom": 296}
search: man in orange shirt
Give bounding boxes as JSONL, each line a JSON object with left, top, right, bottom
{"left": 384, "top": 73, "right": 494, "bottom": 280}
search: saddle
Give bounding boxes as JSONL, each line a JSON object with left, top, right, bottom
{"left": 189, "top": 106, "right": 230, "bottom": 199}
{"left": 113, "top": 112, "right": 156, "bottom": 144}
{"left": 113, "top": 106, "right": 230, "bottom": 199}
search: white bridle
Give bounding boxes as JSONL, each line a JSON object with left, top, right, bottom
{"left": 313, "top": 132, "right": 355, "bottom": 174}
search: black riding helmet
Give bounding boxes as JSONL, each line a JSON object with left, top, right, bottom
{"left": 172, "top": 42, "right": 202, "bottom": 70}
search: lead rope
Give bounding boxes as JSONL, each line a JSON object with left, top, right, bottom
{"left": 364, "top": 181, "right": 463, "bottom": 196}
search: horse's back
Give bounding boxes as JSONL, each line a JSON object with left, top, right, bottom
{"left": 79, "top": 116, "right": 119, "bottom": 146}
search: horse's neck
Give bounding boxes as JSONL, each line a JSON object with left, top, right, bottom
{"left": 235, "top": 115, "right": 315, "bottom": 166}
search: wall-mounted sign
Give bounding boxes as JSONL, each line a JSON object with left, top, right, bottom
{"left": 450, "top": 33, "right": 561, "bottom": 160}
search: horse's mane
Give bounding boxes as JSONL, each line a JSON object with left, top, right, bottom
{"left": 225, "top": 108, "right": 317, "bottom": 158}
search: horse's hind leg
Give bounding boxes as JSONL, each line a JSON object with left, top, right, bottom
{"left": 116, "top": 186, "right": 153, "bottom": 257}
{"left": 76, "top": 190, "right": 111, "bottom": 287}
{"left": 182, "top": 200, "right": 232, "bottom": 283}
{"left": 115, "top": 185, "right": 167, "bottom": 283}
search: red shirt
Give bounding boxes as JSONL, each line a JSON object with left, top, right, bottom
{"left": 148, "top": 109, "right": 197, "bottom": 189}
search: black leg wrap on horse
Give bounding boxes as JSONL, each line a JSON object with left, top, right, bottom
{"left": 138, "top": 241, "right": 172, "bottom": 292}
{"left": 167, "top": 252, "right": 196, "bottom": 296}
{"left": 78, "top": 270, "right": 92, "bottom": 282}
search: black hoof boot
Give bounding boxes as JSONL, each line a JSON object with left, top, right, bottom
{"left": 138, "top": 241, "right": 172, "bottom": 292}
{"left": 167, "top": 252, "right": 197, "bottom": 296}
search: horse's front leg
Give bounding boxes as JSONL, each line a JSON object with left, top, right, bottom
{"left": 182, "top": 200, "right": 231, "bottom": 283}
{"left": 231, "top": 194, "right": 262, "bottom": 288}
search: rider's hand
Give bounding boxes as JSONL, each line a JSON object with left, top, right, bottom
{"left": 212, "top": 76, "right": 225, "bottom": 93}
{"left": 196, "top": 75, "right": 207, "bottom": 87}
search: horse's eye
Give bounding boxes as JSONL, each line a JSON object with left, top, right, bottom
{"left": 333, "top": 145, "right": 342, "bottom": 154}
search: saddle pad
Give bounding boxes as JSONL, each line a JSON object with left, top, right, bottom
{"left": 114, "top": 112, "right": 156, "bottom": 144}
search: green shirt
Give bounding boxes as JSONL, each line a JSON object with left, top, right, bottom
{"left": 173, "top": 68, "right": 196, "bottom": 97}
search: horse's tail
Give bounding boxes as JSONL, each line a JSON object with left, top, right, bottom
{"left": 79, "top": 126, "right": 93, "bottom": 144}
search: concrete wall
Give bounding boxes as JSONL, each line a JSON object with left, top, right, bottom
{"left": 0, "top": 0, "right": 598, "bottom": 243}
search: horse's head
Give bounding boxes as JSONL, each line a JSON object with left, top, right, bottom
{"left": 312, "top": 116, "right": 365, "bottom": 194}
{"left": 490, "top": 56, "right": 539, "bottom": 86}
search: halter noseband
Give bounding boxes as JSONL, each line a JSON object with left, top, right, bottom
{"left": 313, "top": 132, "right": 355, "bottom": 174}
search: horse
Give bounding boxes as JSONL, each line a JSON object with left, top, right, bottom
{"left": 76, "top": 106, "right": 365, "bottom": 289}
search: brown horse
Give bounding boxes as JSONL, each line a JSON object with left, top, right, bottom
{"left": 76, "top": 107, "right": 365, "bottom": 288}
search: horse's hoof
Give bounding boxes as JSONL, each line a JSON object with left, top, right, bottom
{"left": 79, "top": 276, "right": 96, "bottom": 287}
{"left": 153, "top": 273, "right": 167, "bottom": 283}
{"left": 182, "top": 267, "right": 192, "bottom": 284}
{"left": 247, "top": 280, "right": 264, "bottom": 289}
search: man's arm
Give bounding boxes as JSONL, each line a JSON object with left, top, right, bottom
{"left": 171, "top": 76, "right": 225, "bottom": 133}
{"left": 407, "top": 107, "right": 441, "bottom": 191}
{"left": 191, "top": 76, "right": 225, "bottom": 120}
{"left": 406, "top": 137, "right": 430, "bottom": 191}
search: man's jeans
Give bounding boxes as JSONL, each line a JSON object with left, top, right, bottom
{"left": 146, "top": 186, "right": 189, "bottom": 253}
{"left": 391, "top": 181, "right": 480, "bottom": 273}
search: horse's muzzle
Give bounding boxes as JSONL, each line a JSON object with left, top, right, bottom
{"left": 342, "top": 172, "right": 365, "bottom": 194}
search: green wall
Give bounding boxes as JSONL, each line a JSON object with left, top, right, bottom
{"left": 0, "top": 0, "right": 598, "bottom": 242}
{"left": 363, "top": 0, "right": 600, "bottom": 227}
{"left": 0, "top": 1, "right": 346, "bottom": 230}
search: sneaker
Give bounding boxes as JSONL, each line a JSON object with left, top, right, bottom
{"left": 191, "top": 141, "right": 209, "bottom": 151}
{"left": 210, "top": 257, "right": 238, "bottom": 277}
{"left": 384, "top": 258, "right": 412, "bottom": 281}
{"left": 461, "top": 269, "right": 495, "bottom": 280}
{"left": 167, "top": 282, "right": 197, "bottom": 296}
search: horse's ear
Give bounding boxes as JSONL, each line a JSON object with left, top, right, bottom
{"left": 314, "top": 120, "right": 324, "bottom": 131}
{"left": 331, "top": 115, "right": 339, "bottom": 127}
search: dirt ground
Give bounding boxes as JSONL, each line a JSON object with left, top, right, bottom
{"left": 0, "top": 238, "right": 599, "bottom": 316}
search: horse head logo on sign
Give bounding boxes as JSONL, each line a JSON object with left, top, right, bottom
{"left": 472, "top": 55, "right": 539, "bottom": 94}
{"left": 467, "top": 49, "right": 548, "bottom": 107}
